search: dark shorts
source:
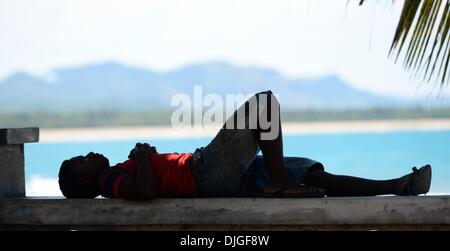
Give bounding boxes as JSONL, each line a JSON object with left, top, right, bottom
{"left": 234, "top": 155, "right": 324, "bottom": 197}
{"left": 190, "top": 127, "right": 261, "bottom": 197}
{"left": 190, "top": 91, "right": 324, "bottom": 197}
{"left": 190, "top": 130, "right": 324, "bottom": 197}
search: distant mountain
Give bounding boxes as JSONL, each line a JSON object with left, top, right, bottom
{"left": 0, "top": 61, "right": 416, "bottom": 112}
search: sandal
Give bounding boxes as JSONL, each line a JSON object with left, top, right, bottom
{"left": 400, "top": 164, "right": 432, "bottom": 196}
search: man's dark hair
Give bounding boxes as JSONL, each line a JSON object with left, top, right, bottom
{"left": 58, "top": 160, "right": 99, "bottom": 198}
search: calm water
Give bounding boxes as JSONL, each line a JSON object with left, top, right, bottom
{"left": 25, "top": 130, "right": 450, "bottom": 194}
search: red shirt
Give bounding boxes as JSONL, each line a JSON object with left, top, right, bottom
{"left": 99, "top": 153, "right": 197, "bottom": 198}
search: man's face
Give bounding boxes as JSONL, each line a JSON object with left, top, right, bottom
{"left": 67, "top": 152, "right": 110, "bottom": 186}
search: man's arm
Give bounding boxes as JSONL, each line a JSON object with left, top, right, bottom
{"left": 119, "top": 143, "right": 156, "bottom": 200}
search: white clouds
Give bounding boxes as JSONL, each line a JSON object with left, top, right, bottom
{"left": 0, "top": 0, "right": 448, "bottom": 98}
{"left": 26, "top": 175, "right": 62, "bottom": 196}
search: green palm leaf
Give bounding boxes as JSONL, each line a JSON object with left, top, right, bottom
{"left": 360, "top": 0, "right": 450, "bottom": 88}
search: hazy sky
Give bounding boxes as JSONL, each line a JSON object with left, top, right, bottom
{"left": 1, "top": 0, "right": 448, "bottom": 98}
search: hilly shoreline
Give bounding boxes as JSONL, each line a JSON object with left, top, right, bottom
{"left": 0, "top": 61, "right": 417, "bottom": 112}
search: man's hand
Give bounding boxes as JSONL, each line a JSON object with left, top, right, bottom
{"left": 120, "top": 142, "right": 157, "bottom": 200}
{"left": 128, "top": 142, "right": 157, "bottom": 160}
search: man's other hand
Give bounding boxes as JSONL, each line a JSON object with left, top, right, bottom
{"left": 128, "top": 142, "right": 157, "bottom": 160}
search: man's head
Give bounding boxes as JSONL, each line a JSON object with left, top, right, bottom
{"left": 58, "top": 152, "right": 110, "bottom": 198}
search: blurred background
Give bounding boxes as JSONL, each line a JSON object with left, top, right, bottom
{"left": 1, "top": 0, "right": 449, "bottom": 196}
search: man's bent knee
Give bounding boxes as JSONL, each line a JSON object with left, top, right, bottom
{"left": 254, "top": 90, "right": 281, "bottom": 140}
{"left": 255, "top": 90, "right": 274, "bottom": 98}
{"left": 255, "top": 90, "right": 279, "bottom": 107}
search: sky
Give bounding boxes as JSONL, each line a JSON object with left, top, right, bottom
{"left": 1, "top": 0, "right": 449, "bottom": 99}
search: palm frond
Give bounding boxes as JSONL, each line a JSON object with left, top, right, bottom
{"left": 360, "top": 0, "right": 450, "bottom": 88}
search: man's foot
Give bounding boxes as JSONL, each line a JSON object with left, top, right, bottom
{"left": 263, "top": 172, "right": 293, "bottom": 194}
{"left": 397, "top": 164, "right": 432, "bottom": 196}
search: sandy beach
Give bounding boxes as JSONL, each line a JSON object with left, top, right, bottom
{"left": 38, "top": 118, "right": 450, "bottom": 143}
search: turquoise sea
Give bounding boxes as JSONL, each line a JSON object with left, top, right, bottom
{"left": 25, "top": 130, "right": 450, "bottom": 195}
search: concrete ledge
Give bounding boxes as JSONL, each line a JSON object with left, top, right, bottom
{"left": 0, "top": 128, "right": 39, "bottom": 145}
{"left": 1, "top": 196, "right": 449, "bottom": 230}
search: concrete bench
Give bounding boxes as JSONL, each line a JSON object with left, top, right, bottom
{"left": 1, "top": 196, "right": 450, "bottom": 230}
{"left": 0, "top": 127, "right": 449, "bottom": 230}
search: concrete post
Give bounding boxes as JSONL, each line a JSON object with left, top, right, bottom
{"left": 0, "top": 128, "right": 39, "bottom": 198}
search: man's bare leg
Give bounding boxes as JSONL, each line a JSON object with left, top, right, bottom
{"left": 254, "top": 91, "right": 296, "bottom": 193}
{"left": 304, "top": 168, "right": 424, "bottom": 196}
{"left": 258, "top": 123, "right": 292, "bottom": 193}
